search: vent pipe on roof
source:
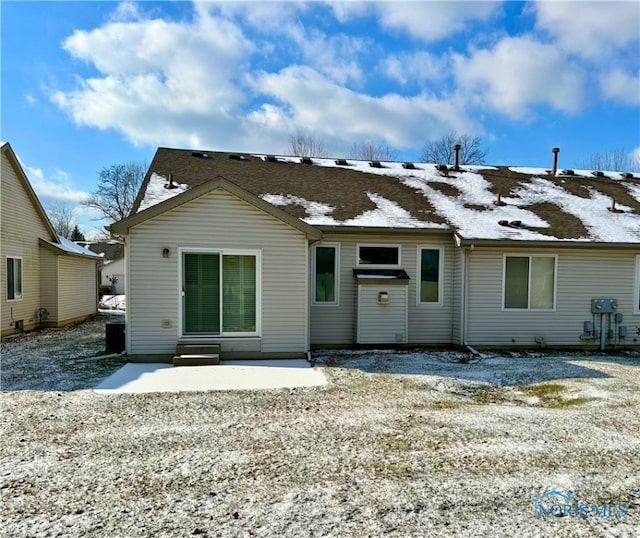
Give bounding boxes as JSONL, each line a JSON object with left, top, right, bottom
{"left": 453, "top": 144, "right": 461, "bottom": 171}
{"left": 551, "top": 147, "right": 560, "bottom": 176}
{"left": 165, "top": 173, "right": 177, "bottom": 190}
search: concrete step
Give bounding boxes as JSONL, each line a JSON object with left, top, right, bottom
{"left": 173, "top": 354, "right": 220, "bottom": 366}
{"left": 176, "top": 344, "right": 221, "bottom": 355}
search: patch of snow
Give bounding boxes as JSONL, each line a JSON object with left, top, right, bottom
{"left": 48, "top": 237, "right": 102, "bottom": 257}
{"left": 138, "top": 172, "right": 189, "bottom": 212}
{"left": 513, "top": 178, "right": 640, "bottom": 242}
{"left": 260, "top": 194, "right": 338, "bottom": 225}
{"left": 343, "top": 192, "right": 445, "bottom": 229}
{"left": 508, "top": 166, "right": 549, "bottom": 176}
{"left": 401, "top": 173, "right": 553, "bottom": 241}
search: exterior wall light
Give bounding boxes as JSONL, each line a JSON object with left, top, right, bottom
{"left": 162, "top": 248, "right": 170, "bottom": 258}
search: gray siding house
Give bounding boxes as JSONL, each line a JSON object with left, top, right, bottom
{"left": 110, "top": 147, "right": 640, "bottom": 361}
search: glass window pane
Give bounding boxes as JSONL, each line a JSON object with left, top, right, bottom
{"left": 358, "top": 246, "right": 399, "bottom": 265}
{"left": 315, "top": 247, "right": 336, "bottom": 302}
{"left": 530, "top": 257, "right": 555, "bottom": 309}
{"left": 505, "top": 257, "right": 529, "bottom": 309}
{"left": 420, "top": 249, "right": 440, "bottom": 302}
{"left": 184, "top": 253, "right": 220, "bottom": 334}
{"left": 15, "top": 259, "right": 22, "bottom": 298}
{"left": 223, "top": 255, "right": 256, "bottom": 332}
{"left": 7, "top": 258, "right": 15, "bottom": 300}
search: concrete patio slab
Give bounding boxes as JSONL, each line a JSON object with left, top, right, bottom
{"left": 93, "top": 359, "right": 327, "bottom": 394}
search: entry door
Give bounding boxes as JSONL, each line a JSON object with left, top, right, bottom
{"left": 183, "top": 253, "right": 220, "bottom": 335}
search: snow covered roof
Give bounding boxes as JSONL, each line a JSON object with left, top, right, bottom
{"left": 41, "top": 237, "right": 102, "bottom": 258}
{"left": 131, "top": 148, "right": 640, "bottom": 244}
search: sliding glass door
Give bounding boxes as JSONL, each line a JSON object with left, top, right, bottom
{"left": 182, "top": 251, "right": 258, "bottom": 336}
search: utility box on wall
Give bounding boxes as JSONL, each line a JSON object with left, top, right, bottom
{"left": 353, "top": 269, "right": 409, "bottom": 344}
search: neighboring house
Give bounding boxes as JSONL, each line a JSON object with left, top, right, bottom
{"left": 110, "top": 147, "right": 640, "bottom": 361}
{"left": 87, "top": 242, "right": 125, "bottom": 294}
{"left": 1, "top": 142, "right": 101, "bottom": 337}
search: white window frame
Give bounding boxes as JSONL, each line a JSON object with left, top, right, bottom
{"left": 356, "top": 243, "right": 401, "bottom": 268}
{"left": 312, "top": 243, "right": 340, "bottom": 306}
{"left": 6, "top": 256, "right": 23, "bottom": 302}
{"left": 634, "top": 255, "right": 640, "bottom": 315}
{"left": 416, "top": 245, "right": 444, "bottom": 306}
{"left": 178, "top": 247, "right": 262, "bottom": 338}
{"left": 502, "top": 254, "right": 557, "bottom": 312}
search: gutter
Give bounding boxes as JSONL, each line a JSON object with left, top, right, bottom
{"left": 455, "top": 236, "right": 640, "bottom": 250}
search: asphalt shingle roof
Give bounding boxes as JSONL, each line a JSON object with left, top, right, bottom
{"left": 132, "top": 147, "right": 640, "bottom": 243}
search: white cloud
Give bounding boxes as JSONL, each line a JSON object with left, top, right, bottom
{"left": 52, "top": 4, "right": 254, "bottom": 147}
{"left": 246, "top": 65, "right": 478, "bottom": 149}
{"left": 373, "top": 2, "right": 501, "bottom": 42}
{"left": 20, "top": 162, "right": 89, "bottom": 205}
{"left": 453, "top": 36, "right": 586, "bottom": 119}
{"left": 293, "top": 29, "right": 367, "bottom": 86}
{"left": 24, "top": 94, "right": 37, "bottom": 105}
{"left": 51, "top": 2, "right": 478, "bottom": 154}
{"left": 533, "top": 1, "right": 640, "bottom": 61}
{"left": 381, "top": 51, "right": 448, "bottom": 86}
{"left": 631, "top": 147, "right": 640, "bottom": 169}
{"left": 600, "top": 69, "right": 640, "bottom": 106}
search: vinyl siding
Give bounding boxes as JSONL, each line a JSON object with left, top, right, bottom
{"left": 1, "top": 152, "right": 52, "bottom": 335}
{"left": 127, "top": 189, "right": 308, "bottom": 356}
{"left": 451, "top": 248, "right": 464, "bottom": 345}
{"left": 356, "top": 284, "right": 408, "bottom": 343}
{"left": 57, "top": 257, "right": 97, "bottom": 324}
{"left": 466, "top": 247, "right": 640, "bottom": 347}
{"left": 310, "top": 232, "right": 455, "bottom": 346}
{"left": 39, "top": 248, "right": 59, "bottom": 322}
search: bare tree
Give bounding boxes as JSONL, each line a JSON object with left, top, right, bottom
{"left": 421, "top": 133, "right": 487, "bottom": 165}
{"left": 83, "top": 161, "right": 147, "bottom": 222}
{"left": 349, "top": 140, "right": 398, "bottom": 161}
{"left": 287, "top": 132, "right": 329, "bottom": 158}
{"left": 47, "top": 203, "right": 77, "bottom": 239}
{"left": 575, "top": 149, "right": 637, "bottom": 172}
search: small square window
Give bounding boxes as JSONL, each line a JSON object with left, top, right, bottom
{"left": 504, "top": 255, "right": 556, "bottom": 310}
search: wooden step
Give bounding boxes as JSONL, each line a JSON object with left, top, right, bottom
{"left": 176, "top": 344, "right": 221, "bottom": 355}
{"left": 173, "top": 353, "right": 220, "bottom": 366}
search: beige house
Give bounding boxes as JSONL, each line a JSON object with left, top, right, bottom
{"left": 1, "top": 142, "right": 100, "bottom": 337}
{"left": 111, "top": 147, "right": 640, "bottom": 361}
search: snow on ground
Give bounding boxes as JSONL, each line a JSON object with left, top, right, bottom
{"left": 98, "top": 294, "right": 126, "bottom": 315}
{"left": 0, "top": 316, "right": 125, "bottom": 391}
{"left": 2, "top": 322, "right": 640, "bottom": 536}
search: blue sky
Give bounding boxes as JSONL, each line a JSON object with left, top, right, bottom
{"left": 2, "top": 1, "right": 639, "bottom": 238}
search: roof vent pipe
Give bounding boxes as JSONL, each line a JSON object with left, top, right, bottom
{"left": 453, "top": 144, "right": 461, "bottom": 171}
{"left": 551, "top": 147, "right": 560, "bottom": 176}
{"left": 165, "top": 173, "right": 177, "bottom": 190}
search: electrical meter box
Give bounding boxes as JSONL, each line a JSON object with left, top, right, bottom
{"left": 591, "top": 298, "right": 618, "bottom": 314}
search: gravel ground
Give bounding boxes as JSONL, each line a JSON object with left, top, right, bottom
{"left": 2, "top": 326, "right": 640, "bottom": 537}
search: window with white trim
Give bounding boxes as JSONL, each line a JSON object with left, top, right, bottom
{"left": 357, "top": 244, "right": 400, "bottom": 267}
{"left": 313, "top": 244, "right": 339, "bottom": 305}
{"left": 6, "top": 257, "right": 23, "bottom": 301}
{"left": 418, "top": 247, "right": 443, "bottom": 304}
{"left": 503, "top": 255, "right": 556, "bottom": 310}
